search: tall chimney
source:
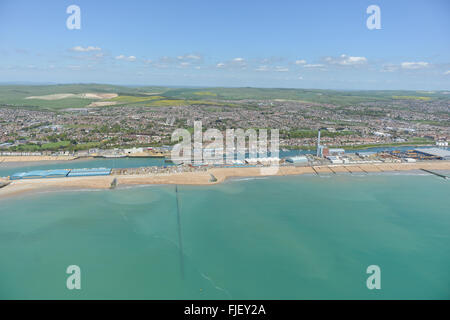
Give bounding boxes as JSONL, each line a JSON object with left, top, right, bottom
{"left": 316, "top": 129, "right": 321, "bottom": 157}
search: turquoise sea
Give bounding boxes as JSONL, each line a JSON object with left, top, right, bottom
{"left": 0, "top": 172, "right": 449, "bottom": 299}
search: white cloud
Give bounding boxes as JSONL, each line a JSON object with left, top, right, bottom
{"left": 255, "top": 65, "right": 269, "bottom": 72}
{"left": 325, "top": 54, "right": 367, "bottom": 66}
{"left": 116, "top": 55, "right": 136, "bottom": 62}
{"left": 154, "top": 63, "right": 169, "bottom": 69}
{"left": 295, "top": 59, "right": 306, "bottom": 65}
{"left": 275, "top": 66, "right": 289, "bottom": 72}
{"left": 178, "top": 54, "right": 202, "bottom": 61}
{"left": 381, "top": 64, "right": 398, "bottom": 72}
{"left": 255, "top": 65, "right": 289, "bottom": 72}
{"left": 231, "top": 58, "right": 247, "bottom": 68}
{"left": 217, "top": 58, "right": 247, "bottom": 69}
{"left": 304, "top": 64, "right": 325, "bottom": 68}
{"left": 401, "top": 61, "right": 429, "bottom": 69}
{"left": 71, "top": 46, "right": 101, "bottom": 52}
{"left": 444, "top": 70, "right": 450, "bottom": 75}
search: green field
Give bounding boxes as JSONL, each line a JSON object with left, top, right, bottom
{"left": 0, "top": 84, "right": 449, "bottom": 111}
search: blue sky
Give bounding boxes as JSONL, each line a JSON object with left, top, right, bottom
{"left": 0, "top": 0, "right": 449, "bottom": 89}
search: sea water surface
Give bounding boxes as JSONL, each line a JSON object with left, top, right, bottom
{"left": 0, "top": 173, "right": 449, "bottom": 299}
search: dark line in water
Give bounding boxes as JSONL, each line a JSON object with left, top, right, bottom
{"left": 420, "top": 168, "right": 448, "bottom": 180}
{"left": 175, "top": 185, "right": 185, "bottom": 279}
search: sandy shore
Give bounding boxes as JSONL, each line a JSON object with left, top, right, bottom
{"left": 0, "top": 161, "right": 449, "bottom": 199}
{"left": 0, "top": 155, "right": 79, "bottom": 163}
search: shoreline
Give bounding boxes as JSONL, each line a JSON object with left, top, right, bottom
{"left": 0, "top": 161, "right": 449, "bottom": 200}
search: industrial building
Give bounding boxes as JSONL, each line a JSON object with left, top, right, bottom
{"left": 316, "top": 129, "right": 345, "bottom": 158}
{"left": 328, "top": 148, "right": 345, "bottom": 156}
{"left": 414, "top": 148, "right": 450, "bottom": 160}
{"left": 326, "top": 156, "right": 343, "bottom": 164}
{"left": 356, "top": 152, "right": 376, "bottom": 158}
{"left": 245, "top": 157, "right": 280, "bottom": 165}
{"left": 285, "top": 156, "right": 308, "bottom": 164}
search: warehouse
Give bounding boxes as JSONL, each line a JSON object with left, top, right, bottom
{"left": 414, "top": 148, "right": 450, "bottom": 160}
{"left": 326, "top": 156, "right": 343, "bottom": 164}
{"left": 328, "top": 148, "right": 345, "bottom": 156}
{"left": 285, "top": 156, "right": 308, "bottom": 164}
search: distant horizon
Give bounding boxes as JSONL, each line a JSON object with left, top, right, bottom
{"left": 0, "top": 81, "right": 449, "bottom": 92}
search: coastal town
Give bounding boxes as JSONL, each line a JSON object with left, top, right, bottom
{"left": 0, "top": 94, "right": 448, "bottom": 158}
{"left": 1, "top": 124, "right": 449, "bottom": 198}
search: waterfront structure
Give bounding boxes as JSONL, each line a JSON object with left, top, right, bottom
{"left": 356, "top": 152, "right": 376, "bottom": 158}
{"left": 245, "top": 157, "right": 280, "bottom": 165}
{"left": 414, "top": 148, "right": 450, "bottom": 160}
{"left": 11, "top": 169, "right": 70, "bottom": 180}
{"left": 326, "top": 156, "right": 343, "bottom": 164}
{"left": 316, "top": 129, "right": 322, "bottom": 157}
{"left": 328, "top": 148, "right": 345, "bottom": 156}
{"left": 67, "top": 168, "right": 112, "bottom": 177}
{"left": 286, "top": 156, "right": 308, "bottom": 164}
{"left": 10, "top": 168, "right": 112, "bottom": 180}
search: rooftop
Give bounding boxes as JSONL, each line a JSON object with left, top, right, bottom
{"left": 414, "top": 148, "right": 450, "bottom": 158}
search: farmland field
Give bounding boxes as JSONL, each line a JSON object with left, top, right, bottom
{"left": 0, "top": 84, "right": 449, "bottom": 111}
